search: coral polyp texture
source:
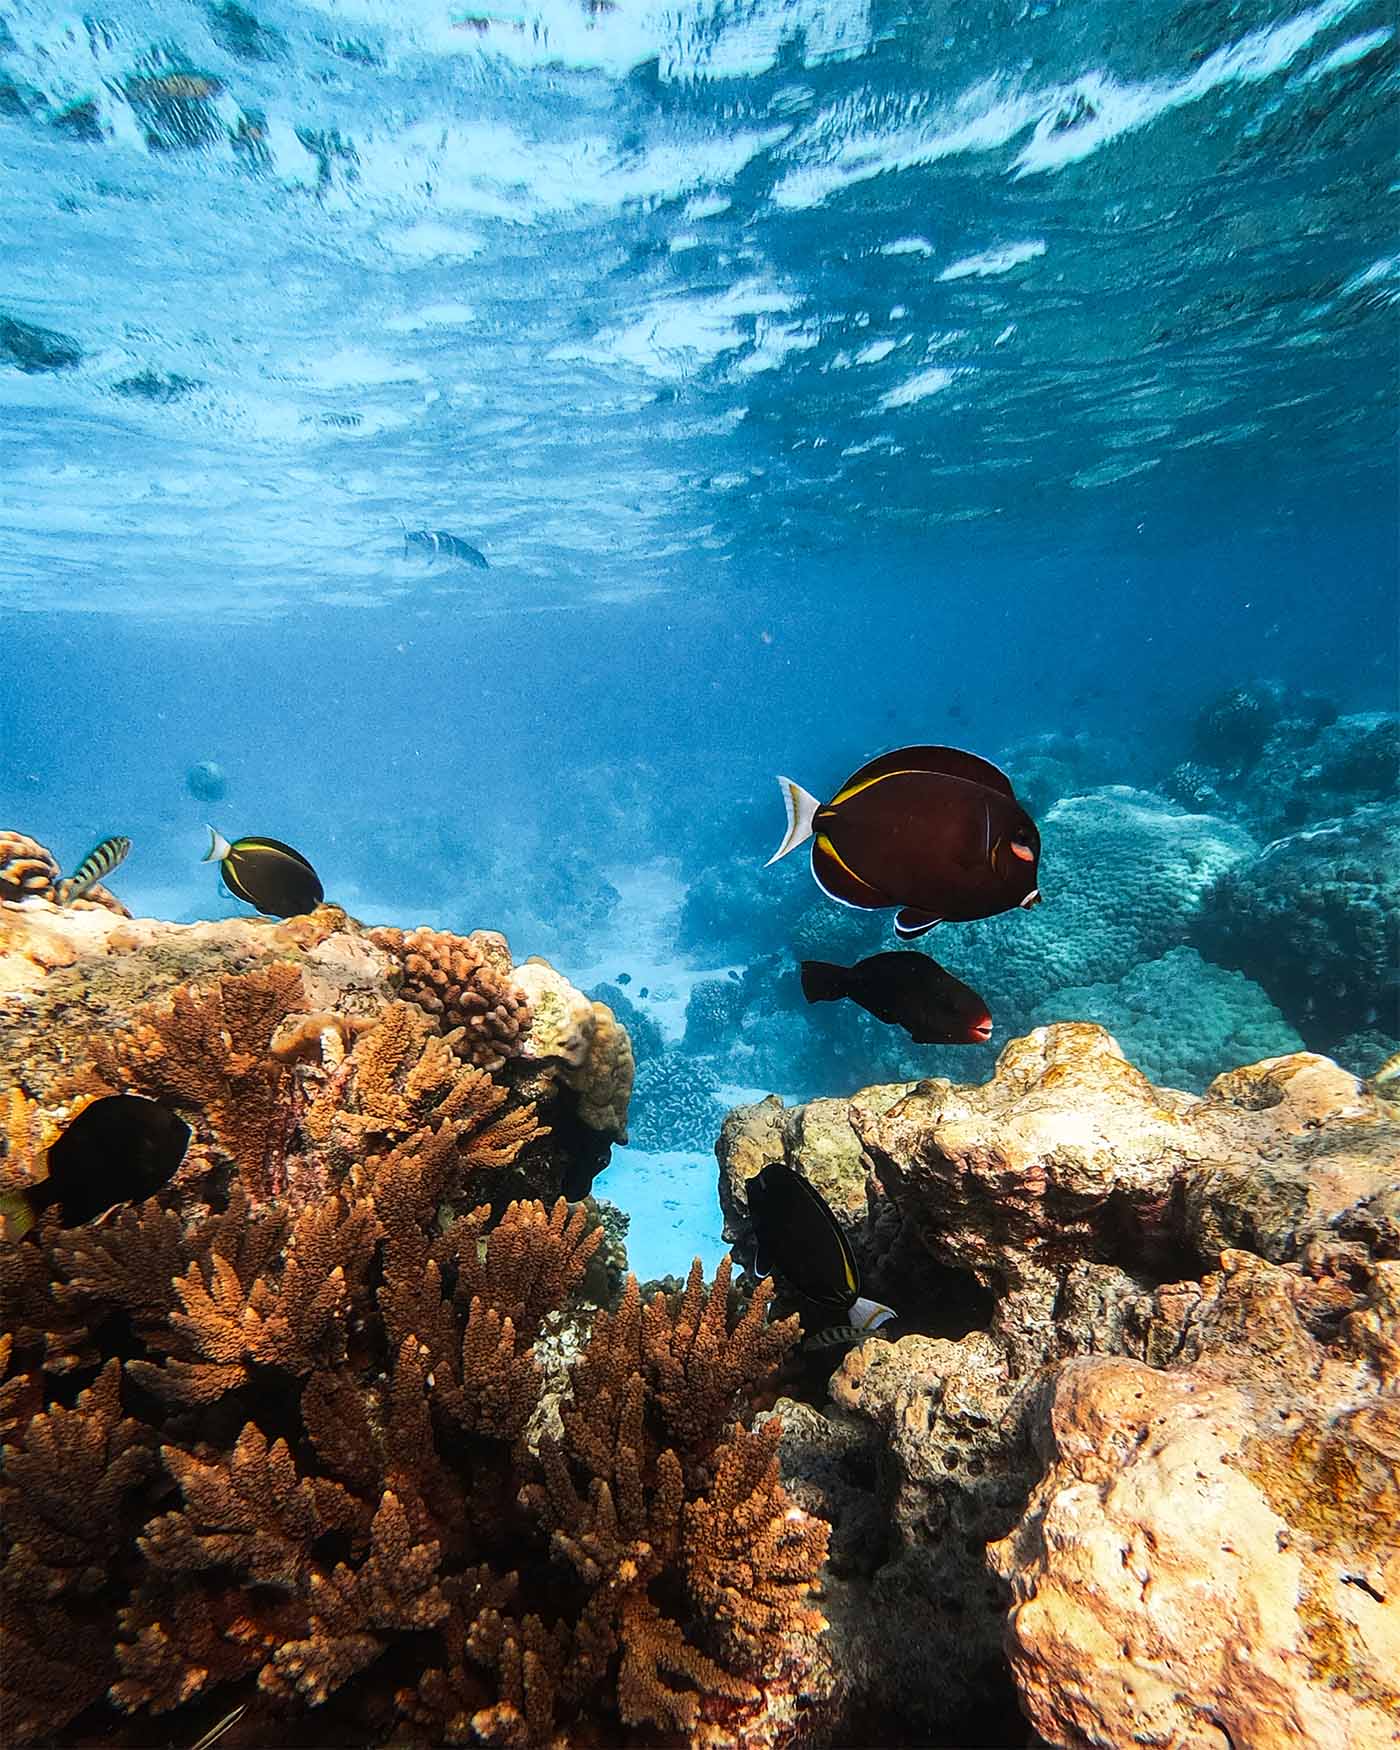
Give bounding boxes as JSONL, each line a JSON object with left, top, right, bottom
{"left": 0, "top": 902, "right": 826, "bottom": 1748}
{"left": 369, "top": 924, "right": 533, "bottom": 1073}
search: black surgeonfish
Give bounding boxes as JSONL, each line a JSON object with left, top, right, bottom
{"left": 801, "top": 950, "right": 993, "bottom": 1045}
{"left": 767, "top": 744, "right": 1041, "bottom": 938}
{"left": 204, "top": 827, "right": 323, "bottom": 917}
{"left": 57, "top": 834, "right": 131, "bottom": 904}
{"left": 0, "top": 1094, "right": 190, "bottom": 1239}
{"left": 746, "top": 1162, "right": 896, "bottom": 1338}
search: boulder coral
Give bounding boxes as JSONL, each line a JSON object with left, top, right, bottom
{"left": 1029, "top": 943, "right": 1305, "bottom": 1090}
{"left": 717, "top": 1023, "right": 1400, "bottom": 1746}
{"left": 512, "top": 958, "right": 635, "bottom": 1143}
{"left": 1193, "top": 799, "right": 1400, "bottom": 1052}
{"left": 951, "top": 786, "right": 1256, "bottom": 1026}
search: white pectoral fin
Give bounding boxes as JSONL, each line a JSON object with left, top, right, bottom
{"left": 765, "top": 776, "right": 821, "bottom": 866}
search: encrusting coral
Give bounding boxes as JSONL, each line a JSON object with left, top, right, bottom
{"left": 0, "top": 913, "right": 826, "bottom": 1749}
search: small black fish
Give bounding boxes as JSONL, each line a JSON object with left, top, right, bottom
{"left": 615, "top": 971, "right": 632, "bottom": 985}
{"left": 403, "top": 527, "right": 489, "bottom": 568}
{"left": 800, "top": 950, "right": 992, "bottom": 1045}
{"left": 204, "top": 827, "right": 323, "bottom": 917}
{"left": 746, "top": 1161, "right": 896, "bottom": 1329}
{"left": 0, "top": 1094, "right": 190, "bottom": 1239}
{"left": 767, "top": 744, "right": 1041, "bottom": 938}
{"left": 57, "top": 834, "right": 131, "bottom": 904}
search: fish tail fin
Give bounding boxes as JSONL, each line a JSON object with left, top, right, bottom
{"left": 765, "top": 776, "right": 820, "bottom": 866}
{"left": 202, "top": 826, "right": 232, "bottom": 865}
{"left": 799, "top": 960, "right": 846, "bottom": 1005}
{"left": 848, "top": 1295, "right": 898, "bottom": 1330}
{"left": 0, "top": 1190, "right": 35, "bottom": 1241}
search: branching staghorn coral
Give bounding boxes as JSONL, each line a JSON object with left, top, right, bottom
{"left": 94, "top": 961, "right": 306, "bottom": 1197}
{"left": 1, "top": 971, "right": 827, "bottom": 1747}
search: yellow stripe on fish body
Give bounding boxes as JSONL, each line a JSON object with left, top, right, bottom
{"left": 828, "top": 767, "right": 928, "bottom": 808}
{"left": 57, "top": 834, "right": 131, "bottom": 904}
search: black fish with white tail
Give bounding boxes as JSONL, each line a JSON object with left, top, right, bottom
{"left": 204, "top": 827, "right": 323, "bottom": 917}
{"left": 0, "top": 1094, "right": 190, "bottom": 1239}
{"left": 801, "top": 950, "right": 992, "bottom": 1045}
{"left": 57, "top": 834, "right": 131, "bottom": 904}
{"left": 746, "top": 1161, "right": 897, "bottom": 1333}
{"left": 767, "top": 744, "right": 1041, "bottom": 937}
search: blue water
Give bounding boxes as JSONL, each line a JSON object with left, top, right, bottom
{"left": 2, "top": 0, "right": 1396, "bottom": 1274}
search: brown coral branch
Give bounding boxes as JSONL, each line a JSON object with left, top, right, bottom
{"left": 94, "top": 964, "right": 306, "bottom": 1196}
{"left": 642, "top": 1258, "right": 798, "bottom": 1475}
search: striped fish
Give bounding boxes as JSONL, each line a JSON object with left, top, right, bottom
{"left": 57, "top": 835, "right": 131, "bottom": 904}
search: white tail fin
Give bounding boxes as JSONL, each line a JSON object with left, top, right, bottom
{"left": 765, "top": 776, "right": 821, "bottom": 867}
{"left": 203, "top": 825, "right": 232, "bottom": 864}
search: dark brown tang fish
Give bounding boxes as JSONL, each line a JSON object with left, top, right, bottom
{"left": 767, "top": 744, "right": 1041, "bottom": 938}
{"left": 800, "top": 950, "right": 993, "bottom": 1044}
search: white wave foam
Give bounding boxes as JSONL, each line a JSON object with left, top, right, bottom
{"left": 878, "top": 367, "right": 956, "bottom": 410}
{"left": 938, "top": 240, "right": 1046, "bottom": 280}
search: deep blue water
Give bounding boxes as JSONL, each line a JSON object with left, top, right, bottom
{"left": 1, "top": 0, "right": 1396, "bottom": 1271}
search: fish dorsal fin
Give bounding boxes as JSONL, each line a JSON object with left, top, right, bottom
{"left": 230, "top": 836, "right": 317, "bottom": 872}
{"left": 832, "top": 744, "right": 1015, "bottom": 804}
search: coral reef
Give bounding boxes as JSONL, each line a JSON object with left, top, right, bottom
{"left": 717, "top": 1024, "right": 1400, "bottom": 1745}
{"left": 1029, "top": 944, "right": 1305, "bottom": 1091}
{"left": 1186, "top": 695, "right": 1395, "bottom": 838}
{"left": 1193, "top": 800, "right": 1400, "bottom": 1053}
{"left": 369, "top": 925, "right": 532, "bottom": 1073}
{"left": 588, "top": 982, "right": 664, "bottom": 1067}
{"left": 683, "top": 976, "right": 748, "bottom": 1052}
{"left": 628, "top": 1049, "right": 729, "bottom": 1153}
{"left": 950, "top": 787, "right": 1256, "bottom": 1031}
{"left": 0, "top": 829, "right": 129, "bottom": 916}
{"left": 512, "top": 958, "right": 634, "bottom": 1142}
{"left": 0, "top": 904, "right": 828, "bottom": 1749}
{"left": 990, "top": 1255, "right": 1400, "bottom": 1750}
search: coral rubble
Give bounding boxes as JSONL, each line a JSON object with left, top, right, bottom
{"left": 0, "top": 900, "right": 825, "bottom": 1748}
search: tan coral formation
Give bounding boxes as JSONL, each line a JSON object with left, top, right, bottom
{"left": 718, "top": 1021, "right": 1400, "bottom": 1748}
{"left": 991, "top": 1252, "right": 1400, "bottom": 1750}
{"left": 514, "top": 957, "right": 635, "bottom": 1142}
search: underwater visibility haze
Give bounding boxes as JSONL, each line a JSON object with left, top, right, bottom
{"left": 2, "top": 0, "right": 1397, "bottom": 1265}
{"left": 2, "top": 0, "right": 1399, "bottom": 1239}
